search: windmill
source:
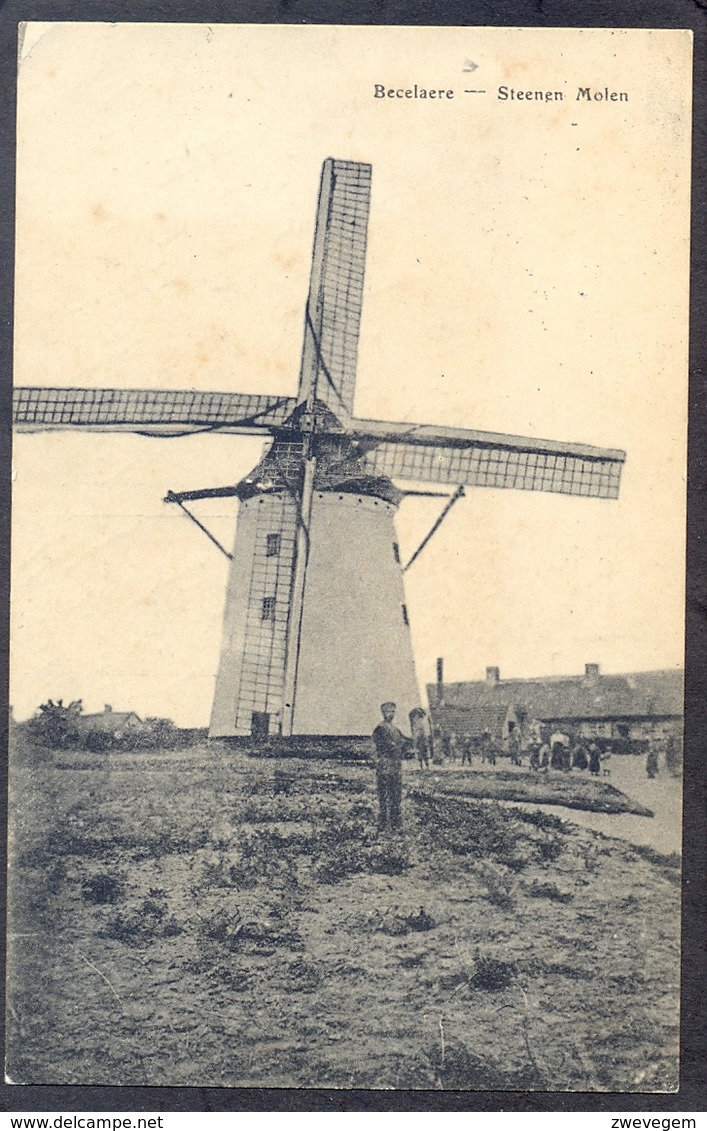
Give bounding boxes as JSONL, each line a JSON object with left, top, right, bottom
{"left": 13, "top": 158, "right": 626, "bottom": 740}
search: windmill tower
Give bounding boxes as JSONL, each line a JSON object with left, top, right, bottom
{"left": 13, "top": 158, "right": 626, "bottom": 739}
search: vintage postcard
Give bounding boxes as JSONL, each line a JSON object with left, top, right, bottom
{"left": 8, "top": 23, "right": 691, "bottom": 1089}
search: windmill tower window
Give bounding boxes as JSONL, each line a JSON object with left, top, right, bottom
{"left": 261, "top": 597, "right": 276, "bottom": 620}
{"left": 266, "top": 533, "right": 281, "bottom": 557}
{"left": 401, "top": 603, "right": 410, "bottom": 626}
{"left": 392, "top": 542, "right": 401, "bottom": 565}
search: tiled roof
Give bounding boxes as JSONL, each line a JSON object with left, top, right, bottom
{"left": 426, "top": 669, "right": 683, "bottom": 721}
{"left": 434, "top": 703, "right": 513, "bottom": 738}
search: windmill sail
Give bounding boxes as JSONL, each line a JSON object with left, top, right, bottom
{"left": 13, "top": 387, "right": 296, "bottom": 435}
{"left": 297, "top": 159, "right": 372, "bottom": 415}
{"left": 349, "top": 417, "right": 625, "bottom": 499}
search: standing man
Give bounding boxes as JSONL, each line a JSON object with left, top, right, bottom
{"left": 373, "top": 702, "right": 407, "bottom": 832}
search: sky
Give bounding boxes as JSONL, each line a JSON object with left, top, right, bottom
{"left": 11, "top": 24, "right": 692, "bottom": 725}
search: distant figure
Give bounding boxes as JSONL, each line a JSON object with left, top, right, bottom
{"left": 528, "top": 719, "right": 543, "bottom": 746}
{"left": 550, "top": 729, "right": 570, "bottom": 770}
{"left": 372, "top": 702, "right": 407, "bottom": 832}
{"left": 449, "top": 732, "right": 460, "bottom": 763}
{"left": 588, "top": 742, "right": 601, "bottom": 776}
{"left": 665, "top": 733, "right": 682, "bottom": 778}
{"left": 441, "top": 731, "right": 451, "bottom": 763}
{"left": 561, "top": 741, "right": 573, "bottom": 772}
{"left": 479, "top": 729, "right": 495, "bottom": 765}
{"left": 601, "top": 746, "right": 612, "bottom": 776}
{"left": 539, "top": 741, "right": 551, "bottom": 771}
{"left": 507, "top": 727, "right": 522, "bottom": 766}
{"left": 409, "top": 707, "right": 431, "bottom": 770}
{"left": 571, "top": 742, "right": 589, "bottom": 772}
{"left": 461, "top": 735, "right": 474, "bottom": 766}
{"left": 646, "top": 745, "right": 659, "bottom": 779}
{"left": 528, "top": 744, "right": 541, "bottom": 772}
{"left": 431, "top": 727, "right": 444, "bottom": 765}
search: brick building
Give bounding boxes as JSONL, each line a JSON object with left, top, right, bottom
{"left": 427, "top": 664, "right": 683, "bottom": 748}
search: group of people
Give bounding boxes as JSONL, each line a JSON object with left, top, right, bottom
{"left": 526, "top": 731, "right": 605, "bottom": 775}
{"left": 646, "top": 732, "right": 682, "bottom": 778}
{"left": 371, "top": 701, "right": 680, "bottom": 833}
{"left": 406, "top": 713, "right": 609, "bottom": 776}
{"left": 408, "top": 709, "right": 494, "bottom": 768}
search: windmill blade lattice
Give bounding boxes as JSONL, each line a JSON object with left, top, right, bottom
{"left": 13, "top": 387, "right": 296, "bottom": 435}
{"left": 350, "top": 419, "right": 624, "bottom": 499}
{"left": 298, "top": 159, "right": 371, "bottom": 415}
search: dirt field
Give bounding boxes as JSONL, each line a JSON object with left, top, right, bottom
{"left": 6, "top": 741, "right": 680, "bottom": 1091}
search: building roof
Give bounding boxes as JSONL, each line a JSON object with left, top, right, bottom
{"left": 435, "top": 703, "right": 514, "bottom": 738}
{"left": 79, "top": 711, "right": 143, "bottom": 731}
{"left": 426, "top": 668, "right": 683, "bottom": 722}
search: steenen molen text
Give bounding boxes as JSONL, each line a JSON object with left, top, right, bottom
{"left": 373, "top": 84, "right": 630, "bottom": 102}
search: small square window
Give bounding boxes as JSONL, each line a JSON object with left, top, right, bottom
{"left": 266, "top": 533, "right": 281, "bottom": 557}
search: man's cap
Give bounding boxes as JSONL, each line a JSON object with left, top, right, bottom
{"left": 381, "top": 701, "right": 397, "bottom": 710}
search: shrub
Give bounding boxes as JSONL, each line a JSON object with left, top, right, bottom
{"left": 286, "top": 958, "right": 321, "bottom": 992}
{"left": 102, "top": 892, "right": 182, "bottom": 944}
{"left": 515, "top": 808, "right": 566, "bottom": 832}
{"left": 373, "top": 905, "right": 435, "bottom": 935}
{"left": 536, "top": 832, "right": 565, "bottom": 863}
{"left": 81, "top": 872, "right": 126, "bottom": 905}
{"left": 77, "top": 716, "right": 188, "bottom": 753}
{"left": 472, "top": 952, "right": 517, "bottom": 992}
{"left": 197, "top": 907, "right": 303, "bottom": 955}
{"left": 527, "top": 879, "right": 574, "bottom": 903}
{"left": 25, "top": 699, "right": 82, "bottom": 749}
{"left": 476, "top": 861, "right": 517, "bottom": 910}
{"left": 82, "top": 728, "right": 114, "bottom": 753}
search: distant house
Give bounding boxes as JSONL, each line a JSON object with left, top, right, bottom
{"left": 427, "top": 664, "right": 683, "bottom": 747}
{"left": 433, "top": 701, "right": 520, "bottom": 746}
{"left": 79, "top": 705, "right": 144, "bottom": 737}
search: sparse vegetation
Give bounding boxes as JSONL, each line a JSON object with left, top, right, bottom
{"left": 526, "top": 879, "right": 574, "bottom": 904}
{"left": 6, "top": 738, "right": 680, "bottom": 1090}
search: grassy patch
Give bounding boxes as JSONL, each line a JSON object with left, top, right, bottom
{"left": 6, "top": 740, "right": 680, "bottom": 1091}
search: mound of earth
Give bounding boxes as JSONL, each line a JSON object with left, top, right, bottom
{"left": 413, "top": 768, "right": 653, "bottom": 816}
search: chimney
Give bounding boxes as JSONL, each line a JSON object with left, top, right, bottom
{"left": 436, "top": 657, "right": 444, "bottom": 704}
{"left": 104, "top": 704, "right": 113, "bottom": 713}
{"left": 486, "top": 666, "right": 500, "bottom": 686}
{"left": 584, "top": 664, "right": 600, "bottom": 685}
